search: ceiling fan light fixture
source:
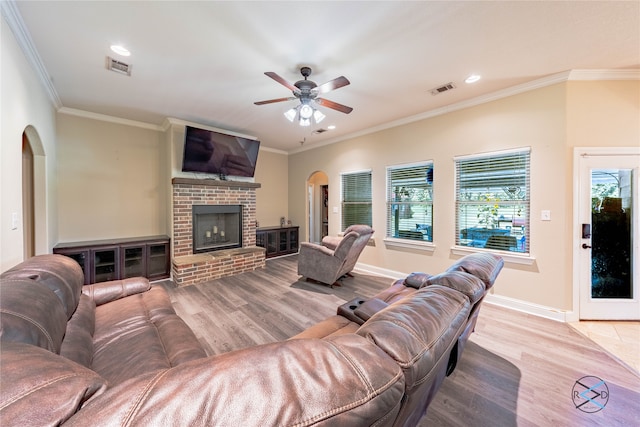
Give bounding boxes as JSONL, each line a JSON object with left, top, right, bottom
{"left": 299, "top": 104, "right": 314, "bottom": 119}
{"left": 256, "top": 67, "right": 353, "bottom": 127}
{"left": 284, "top": 108, "right": 297, "bottom": 122}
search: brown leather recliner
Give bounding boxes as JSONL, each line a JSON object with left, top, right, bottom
{"left": 297, "top": 224, "right": 374, "bottom": 286}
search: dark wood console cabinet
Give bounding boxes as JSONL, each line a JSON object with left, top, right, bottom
{"left": 53, "top": 235, "right": 170, "bottom": 284}
{"left": 256, "top": 226, "right": 299, "bottom": 258}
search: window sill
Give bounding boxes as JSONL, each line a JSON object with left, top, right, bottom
{"left": 451, "top": 246, "right": 535, "bottom": 265}
{"left": 384, "top": 237, "right": 436, "bottom": 253}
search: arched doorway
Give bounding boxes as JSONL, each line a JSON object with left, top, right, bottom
{"left": 22, "top": 126, "right": 45, "bottom": 259}
{"left": 22, "top": 133, "right": 35, "bottom": 258}
{"left": 307, "top": 171, "right": 328, "bottom": 244}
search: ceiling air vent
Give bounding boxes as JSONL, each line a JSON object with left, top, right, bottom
{"left": 313, "top": 128, "right": 329, "bottom": 134}
{"left": 106, "top": 56, "right": 132, "bottom": 76}
{"left": 430, "top": 82, "right": 456, "bottom": 96}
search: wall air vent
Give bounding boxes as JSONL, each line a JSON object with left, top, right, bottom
{"left": 430, "top": 82, "right": 456, "bottom": 95}
{"left": 106, "top": 56, "right": 132, "bottom": 76}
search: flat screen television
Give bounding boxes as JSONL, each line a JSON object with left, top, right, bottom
{"left": 182, "top": 126, "right": 260, "bottom": 178}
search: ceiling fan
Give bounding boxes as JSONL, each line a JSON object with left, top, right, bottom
{"left": 254, "top": 67, "right": 353, "bottom": 126}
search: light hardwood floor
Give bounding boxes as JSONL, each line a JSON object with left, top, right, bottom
{"left": 159, "top": 255, "right": 640, "bottom": 426}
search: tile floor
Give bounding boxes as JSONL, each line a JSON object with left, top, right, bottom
{"left": 569, "top": 320, "right": 640, "bottom": 374}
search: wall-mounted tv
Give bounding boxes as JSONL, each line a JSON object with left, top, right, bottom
{"left": 182, "top": 126, "right": 260, "bottom": 178}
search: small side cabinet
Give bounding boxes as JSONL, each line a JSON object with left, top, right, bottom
{"left": 256, "top": 226, "right": 299, "bottom": 259}
{"left": 54, "top": 235, "right": 170, "bottom": 284}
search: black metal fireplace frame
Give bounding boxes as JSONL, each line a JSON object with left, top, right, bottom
{"left": 192, "top": 205, "right": 243, "bottom": 254}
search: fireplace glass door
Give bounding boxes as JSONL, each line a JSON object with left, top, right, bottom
{"left": 193, "top": 205, "right": 242, "bottom": 253}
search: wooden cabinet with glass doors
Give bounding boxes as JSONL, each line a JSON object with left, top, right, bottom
{"left": 53, "top": 236, "right": 170, "bottom": 284}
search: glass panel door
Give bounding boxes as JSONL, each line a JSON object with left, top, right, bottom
{"left": 266, "top": 231, "right": 277, "bottom": 255}
{"left": 92, "top": 247, "right": 118, "bottom": 283}
{"left": 579, "top": 152, "right": 639, "bottom": 320}
{"left": 123, "top": 246, "right": 145, "bottom": 278}
{"left": 279, "top": 230, "right": 288, "bottom": 252}
{"left": 289, "top": 228, "right": 298, "bottom": 251}
{"left": 147, "top": 243, "right": 169, "bottom": 278}
{"left": 62, "top": 250, "right": 90, "bottom": 284}
{"left": 590, "top": 169, "right": 633, "bottom": 299}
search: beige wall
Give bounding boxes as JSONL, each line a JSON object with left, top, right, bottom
{"left": 55, "top": 117, "right": 287, "bottom": 248}
{"left": 1, "top": 18, "right": 58, "bottom": 271}
{"left": 288, "top": 80, "right": 639, "bottom": 313}
{"left": 56, "top": 114, "right": 167, "bottom": 242}
{"left": 254, "top": 149, "right": 289, "bottom": 227}
{"left": 566, "top": 80, "right": 640, "bottom": 147}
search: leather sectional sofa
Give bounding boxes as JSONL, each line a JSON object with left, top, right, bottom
{"left": 0, "top": 252, "right": 502, "bottom": 426}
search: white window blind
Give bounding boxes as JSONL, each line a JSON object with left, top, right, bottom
{"left": 341, "top": 171, "right": 372, "bottom": 230}
{"left": 386, "top": 162, "right": 433, "bottom": 242}
{"left": 455, "top": 148, "right": 530, "bottom": 253}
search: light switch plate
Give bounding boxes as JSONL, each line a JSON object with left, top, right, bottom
{"left": 11, "top": 212, "right": 18, "bottom": 230}
{"left": 541, "top": 210, "right": 551, "bottom": 221}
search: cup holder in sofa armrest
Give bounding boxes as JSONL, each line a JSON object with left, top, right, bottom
{"left": 353, "top": 298, "right": 389, "bottom": 322}
{"left": 337, "top": 297, "right": 368, "bottom": 325}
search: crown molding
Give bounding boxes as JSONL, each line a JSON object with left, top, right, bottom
{"left": 257, "top": 145, "right": 288, "bottom": 155}
{"left": 58, "top": 107, "right": 163, "bottom": 131}
{"left": 1, "top": 0, "right": 62, "bottom": 109}
{"left": 164, "top": 117, "right": 258, "bottom": 140}
{"left": 568, "top": 69, "right": 640, "bottom": 80}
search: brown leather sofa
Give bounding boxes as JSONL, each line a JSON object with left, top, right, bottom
{"left": 0, "top": 252, "right": 502, "bottom": 426}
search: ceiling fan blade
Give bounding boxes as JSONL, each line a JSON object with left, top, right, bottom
{"left": 315, "top": 76, "right": 350, "bottom": 94}
{"left": 316, "top": 98, "right": 353, "bottom": 114}
{"left": 254, "top": 97, "right": 296, "bottom": 105}
{"left": 264, "top": 72, "right": 298, "bottom": 92}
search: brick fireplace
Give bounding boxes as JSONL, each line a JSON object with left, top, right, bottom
{"left": 171, "top": 178, "right": 265, "bottom": 286}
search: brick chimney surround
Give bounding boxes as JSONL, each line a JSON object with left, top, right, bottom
{"left": 171, "top": 178, "right": 265, "bottom": 286}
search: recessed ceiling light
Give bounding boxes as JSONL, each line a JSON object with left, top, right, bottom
{"left": 110, "top": 45, "right": 131, "bottom": 57}
{"left": 328, "top": 125, "right": 336, "bottom": 130}
{"left": 465, "top": 74, "right": 481, "bottom": 84}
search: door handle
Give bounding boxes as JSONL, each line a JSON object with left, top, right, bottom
{"left": 582, "top": 243, "right": 592, "bottom": 249}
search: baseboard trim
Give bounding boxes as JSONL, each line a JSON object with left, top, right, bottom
{"left": 353, "top": 263, "right": 406, "bottom": 280}
{"left": 354, "top": 262, "right": 574, "bottom": 322}
{"left": 482, "top": 294, "right": 570, "bottom": 322}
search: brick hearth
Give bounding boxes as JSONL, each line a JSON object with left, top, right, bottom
{"left": 171, "top": 178, "right": 265, "bottom": 286}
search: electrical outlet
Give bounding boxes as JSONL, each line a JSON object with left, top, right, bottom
{"left": 332, "top": 206, "right": 338, "bottom": 214}
{"left": 541, "top": 210, "right": 551, "bottom": 221}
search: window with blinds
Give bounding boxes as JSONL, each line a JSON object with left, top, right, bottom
{"left": 341, "top": 171, "right": 372, "bottom": 230}
{"left": 386, "top": 162, "right": 433, "bottom": 242}
{"left": 455, "top": 148, "right": 530, "bottom": 253}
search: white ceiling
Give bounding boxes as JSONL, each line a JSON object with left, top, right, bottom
{"left": 8, "top": 1, "right": 640, "bottom": 152}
